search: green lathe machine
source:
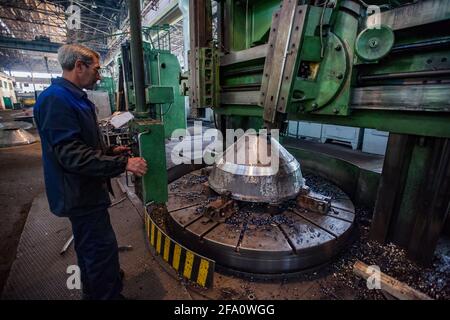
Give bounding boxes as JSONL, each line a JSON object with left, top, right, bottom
{"left": 125, "top": 2, "right": 186, "bottom": 207}
{"left": 126, "top": 0, "right": 450, "bottom": 277}
{"left": 187, "top": 0, "right": 450, "bottom": 266}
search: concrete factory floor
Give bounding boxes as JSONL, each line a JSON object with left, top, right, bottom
{"left": 2, "top": 173, "right": 449, "bottom": 300}
{"left": 1, "top": 179, "right": 192, "bottom": 300}
{"left": 1, "top": 111, "right": 449, "bottom": 300}
{"left": 0, "top": 110, "right": 45, "bottom": 294}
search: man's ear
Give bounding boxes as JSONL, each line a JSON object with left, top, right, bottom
{"left": 74, "top": 60, "right": 84, "bottom": 73}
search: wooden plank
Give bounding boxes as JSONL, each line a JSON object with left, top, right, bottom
{"left": 353, "top": 261, "right": 433, "bottom": 300}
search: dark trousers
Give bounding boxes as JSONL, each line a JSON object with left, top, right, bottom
{"left": 69, "top": 208, "right": 122, "bottom": 300}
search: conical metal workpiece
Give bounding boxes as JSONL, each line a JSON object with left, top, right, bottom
{"left": 208, "top": 133, "right": 304, "bottom": 203}
{"left": 0, "top": 122, "right": 36, "bottom": 148}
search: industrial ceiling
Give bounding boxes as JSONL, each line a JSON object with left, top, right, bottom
{"left": 0, "top": 0, "right": 185, "bottom": 73}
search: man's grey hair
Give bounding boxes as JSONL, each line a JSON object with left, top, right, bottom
{"left": 57, "top": 44, "right": 100, "bottom": 71}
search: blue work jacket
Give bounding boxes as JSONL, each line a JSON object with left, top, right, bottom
{"left": 34, "top": 77, "right": 127, "bottom": 217}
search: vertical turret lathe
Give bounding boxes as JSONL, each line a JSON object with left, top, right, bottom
{"left": 127, "top": 0, "right": 450, "bottom": 279}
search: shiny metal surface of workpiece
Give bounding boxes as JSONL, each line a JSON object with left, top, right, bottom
{"left": 0, "top": 122, "right": 36, "bottom": 148}
{"left": 208, "top": 134, "right": 304, "bottom": 204}
{"left": 0, "top": 121, "right": 33, "bottom": 130}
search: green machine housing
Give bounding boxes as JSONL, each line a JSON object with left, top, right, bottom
{"left": 120, "top": 26, "right": 186, "bottom": 139}
{"left": 120, "top": 26, "right": 186, "bottom": 205}
{"left": 200, "top": 0, "right": 450, "bottom": 136}
{"left": 130, "top": 119, "right": 168, "bottom": 205}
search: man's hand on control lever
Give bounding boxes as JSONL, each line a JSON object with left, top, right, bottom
{"left": 126, "top": 157, "right": 148, "bottom": 177}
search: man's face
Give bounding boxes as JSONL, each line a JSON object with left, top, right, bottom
{"left": 79, "top": 56, "right": 101, "bottom": 90}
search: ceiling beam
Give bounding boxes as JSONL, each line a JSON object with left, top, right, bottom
{"left": 0, "top": 15, "right": 66, "bottom": 29}
{"left": 0, "top": 2, "right": 65, "bottom": 17}
{"left": 71, "top": 1, "right": 116, "bottom": 24}
{"left": 0, "top": 36, "right": 62, "bottom": 53}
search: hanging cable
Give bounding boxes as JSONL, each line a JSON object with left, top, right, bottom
{"left": 159, "top": 103, "right": 174, "bottom": 117}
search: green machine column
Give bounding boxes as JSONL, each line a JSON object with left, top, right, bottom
{"left": 128, "top": 0, "right": 168, "bottom": 205}
{"left": 131, "top": 120, "right": 168, "bottom": 205}
{"left": 370, "top": 135, "right": 450, "bottom": 265}
{"left": 143, "top": 43, "right": 186, "bottom": 138}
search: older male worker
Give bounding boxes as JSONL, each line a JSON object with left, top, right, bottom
{"left": 34, "top": 44, "right": 147, "bottom": 300}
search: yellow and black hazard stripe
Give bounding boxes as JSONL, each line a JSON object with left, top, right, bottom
{"left": 144, "top": 211, "right": 214, "bottom": 288}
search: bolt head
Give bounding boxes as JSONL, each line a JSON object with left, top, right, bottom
{"left": 369, "top": 38, "right": 379, "bottom": 48}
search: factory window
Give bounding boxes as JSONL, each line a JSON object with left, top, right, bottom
{"left": 0, "top": 81, "right": 2, "bottom": 88}
{"left": 9, "top": 83, "right": 12, "bottom": 90}
{"left": 3, "top": 81, "right": 6, "bottom": 88}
